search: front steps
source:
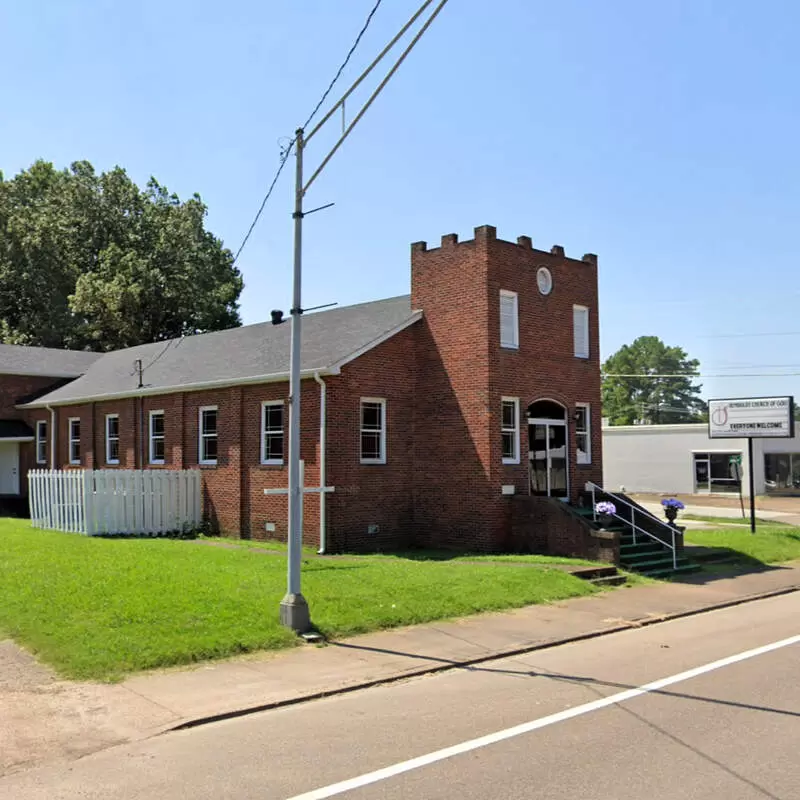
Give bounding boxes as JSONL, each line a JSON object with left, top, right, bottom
{"left": 571, "top": 564, "right": 628, "bottom": 588}
{"left": 573, "top": 506, "right": 699, "bottom": 578}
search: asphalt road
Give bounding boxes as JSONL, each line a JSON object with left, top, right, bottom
{"left": 2, "top": 592, "right": 799, "bottom": 800}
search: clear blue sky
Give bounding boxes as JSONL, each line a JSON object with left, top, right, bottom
{"left": 3, "top": 0, "right": 800, "bottom": 402}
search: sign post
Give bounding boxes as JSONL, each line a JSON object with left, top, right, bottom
{"left": 708, "top": 396, "right": 795, "bottom": 535}
{"left": 730, "top": 454, "right": 745, "bottom": 520}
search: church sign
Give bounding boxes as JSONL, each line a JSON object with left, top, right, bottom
{"left": 708, "top": 396, "right": 794, "bottom": 439}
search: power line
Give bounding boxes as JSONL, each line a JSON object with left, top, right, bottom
{"left": 232, "top": 0, "right": 384, "bottom": 265}
{"left": 700, "top": 331, "right": 800, "bottom": 339}
{"left": 706, "top": 363, "right": 800, "bottom": 370}
{"left": 302, "top": 0, "right": 383, "bottom": 131}
{"left": 232, "top": 155, "right": 292, "bottom": 264}
{"left": 604, "top": 372, "right": 800, "bottom": 379}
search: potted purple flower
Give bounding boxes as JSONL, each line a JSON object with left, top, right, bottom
{"left": 661, "top": 497, "right": 685, "bottom": 526}
{"left": 595, "top": 501, "right": 617, "bottom": 527}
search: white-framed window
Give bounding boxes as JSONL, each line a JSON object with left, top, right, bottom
{"left": 501, "top": 397, "right": 520, "bottom": 464}
{"left": 500, "top": 290, "right": 519, "bottom": 349}
{"left": 105, "top": 414, "right": 120, "bottom": 464}
{"left": 360, "top": 398, "right": 386, "bottom": 464}
{"left": 68, "top": 417, "right": 81, "bottom": 465}
{"left": 199, "top": 406, "right": 218, "bottom": 465}
{"left": 261, "top": 401, "right": 284, "bottom": 465}
{"left": 576, "top": 403, "right": 591, "bottom": 464}
{"left": 35, "top": 420, "right": 48, "bottom": 465}
{"left": 149, "top": 410, "right": 165, "bottom": 465}
{"left": 573, "top": 305, "right": 589, "bottom": 359}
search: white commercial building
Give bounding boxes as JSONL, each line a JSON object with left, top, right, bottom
{"left": 602, "top": 423, "right": 800, "bottom": 497}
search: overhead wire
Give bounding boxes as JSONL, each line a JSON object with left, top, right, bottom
{"left": 232, "top": 0, "right": 384, "bottom": 265}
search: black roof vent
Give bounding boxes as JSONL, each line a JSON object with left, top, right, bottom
{"left": 270, "top": 309, "right": 284, "bottom": 325}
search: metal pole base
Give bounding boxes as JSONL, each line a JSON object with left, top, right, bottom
{"left": 279, "top": 592, "right": 311, "bottom": 633}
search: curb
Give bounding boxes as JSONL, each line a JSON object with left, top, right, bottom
{"left": 162, "top": 583, "right": 800, "bottom": 734}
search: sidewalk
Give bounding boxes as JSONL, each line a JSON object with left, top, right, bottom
{"left": 636, "top": 501, "right": 800, "bottom": 525}
{"left": 3, "top": 562, "right": 800, "bottom": 776}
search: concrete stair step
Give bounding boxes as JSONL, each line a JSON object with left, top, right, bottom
{"left": 570, "top": 565, "right": 618, "bottom": 581}
{"left": 590, "top": 574, "right": 628, "bottom": 588}
{"left": 619, "top": 543, "right": 664, "bottom": 555}
{"left": 643, "top": 563, "right": 701, "bottom": 579}
{"left": 619, "top": 556, "right": 680, "bottom": 571}
{"left": 621, "top": 550, "right": 673, "bottom": 564}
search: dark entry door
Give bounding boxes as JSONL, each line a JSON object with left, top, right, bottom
{"left": 529, "top": 422, "right": 568, "bottom": 498}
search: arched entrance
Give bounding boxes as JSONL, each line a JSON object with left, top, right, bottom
{"left": 528, "top": 400, "right": 568, "bottom": 498}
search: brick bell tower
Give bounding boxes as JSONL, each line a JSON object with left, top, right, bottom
{"left": 409, "top": 225, "right": 602, "bottom": 551}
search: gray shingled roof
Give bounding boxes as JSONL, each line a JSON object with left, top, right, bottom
{"left": 24, "top": 295, "right": 419, "bottom": 407}
{"left": 0, "top": 343, "right": 100, "bottom": 378}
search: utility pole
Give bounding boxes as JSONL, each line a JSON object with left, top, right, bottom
{"left": 279, "top": 0, "right": 450, "bottom": 633}
{"left": 280, "top": 127, "right": 309, "bottom": 632}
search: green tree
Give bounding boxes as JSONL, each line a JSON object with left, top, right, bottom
{"left": 0, "top": 160, "right": 243, "bottom": 351}
{"left": 602, "top": 336, "right": 705, "bottom": 425}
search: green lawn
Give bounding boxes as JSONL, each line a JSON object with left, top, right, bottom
{"left": 0, "top": 520, "right": 598, "bottom": 681}
{"left": 685, "top": 524, "right": 800, "bottom": 565}
{"left": 206, "top": 538, "right": 605, "bottom": 566}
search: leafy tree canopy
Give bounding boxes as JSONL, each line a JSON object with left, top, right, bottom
{"left": 602, "top": 335, "right": 706, "bottom": 425}
{"left": 0, "top": 160, "right": 243, "bottom": 351}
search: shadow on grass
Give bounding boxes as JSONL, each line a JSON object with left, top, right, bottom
{"left": 362, "top": 548, "right": 465, "bottom": 563}
{"left": 669, "top": 549, "right": 788, "bottom": 585}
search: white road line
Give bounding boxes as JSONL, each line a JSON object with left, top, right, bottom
{"left": 285, "top": 633, "right": 800, "bottom": 800}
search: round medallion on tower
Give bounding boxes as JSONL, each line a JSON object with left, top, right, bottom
{"left": 537, "top": 267, "right": 553, "bottom": 296}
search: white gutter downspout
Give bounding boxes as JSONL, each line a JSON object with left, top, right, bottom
{"left": 313, "top": 372, "right": 327, "bottom": 554}
{"left": 46, "top": 405, "right": 56, "bottom": 469}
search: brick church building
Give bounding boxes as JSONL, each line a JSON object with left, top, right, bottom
{"left": 7, "top": 225, "right": 605, "bottom": 554}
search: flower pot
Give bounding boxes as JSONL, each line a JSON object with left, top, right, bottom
{"left": 664, "top": 507, "right": 678, "bottom": 525}
{"left": 599, "top": 514, "right": 615, "bottom": 528}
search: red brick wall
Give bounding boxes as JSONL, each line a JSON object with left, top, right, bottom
{"left": 409, "top": 226, "right": 603, "bottom": 551}
{"left": 1, "top": 373, "right": 68, "bottom": 496}
{"left": 0, "top": 374, "right": 63, "bottom": 418}
{"left": 486, "top": 236, "right": 603, "bottom": 544}
{"left": 325, "top": 325, "right": 417, "bottom": 552}
{"left": 242, "top": 381, "right": 319, "bottom": 544}
{"left": 510, "top": 496, "right": 618, "bottom": 563}
{"left": 410, "top": 227, "right": 495, "bottom": 550}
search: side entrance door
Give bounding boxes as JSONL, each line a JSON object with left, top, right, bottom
{"left": 0, "top": 441, "right": 20, "bottom": 495}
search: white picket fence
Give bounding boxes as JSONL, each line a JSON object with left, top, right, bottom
{"left": 28, "top": 469, "right": 202, "bottom": 536}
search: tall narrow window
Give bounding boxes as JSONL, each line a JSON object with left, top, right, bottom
{"left": 576, "top": 403, "right": 591, "bottom": 464}
{"left": 360, "top": 399, "right": 386, "bottom": 464}
{"left": 35, "top": 420, "right": 48, "bottom": 465}
{"left": 501, "top": 398, "right": 520, "bottom": 464}
{"left": 573, "top": 305, "right": 589, "bottom": 359}
{"left": 68, "top": 418, "right": 81, "bottom": 465}
{"left": 149, "top": 411, "right": 165, "bottom": 465}
{"left": 199, "top": 406, "right": 218, "bottom": 465}
{"left": 261, "top": 401, "right": 284, "bottom": 465}
{"left": 500, "top": 290, "right": 519, "bottom": 349}
{"left": 105, "top": 414, "right": 120, "bottom": 464}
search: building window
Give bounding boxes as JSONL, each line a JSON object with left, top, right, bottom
{"left": 693, "top": 452, "right": 742, "bottom": 494}
{"left": 35, "top": 420, "right": 48, "bottom": 465}
{"left": 575, "top": 403, "right": 591, "bottom": 464}
{"left": 500, "top": 290, "right": 519, "bottom": 349}
{"left": 149, "top": 411, "right": 165, "bottom": 465}
{"left": 501, "top": 398, "right": 520, "bottom": 464}
{"left": 68, "top": 418, "right": 81, "bottom": 465}
{"left": 764, "top": 453, "right": 800, "bottom": 494}
{"left": 573, "top": 305, "right": 589, "bottom": 359}
{"left": 261, "top": 401, "right": 284, "bottom": 465}
{"left": 360, "top": 399, "right": 386, "bottom": 464}
{"left": 105, "top": 414, "right": 120, "bottom": 465}
{"left": 199, "top": 406, "right": 218, "bottom": 465}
